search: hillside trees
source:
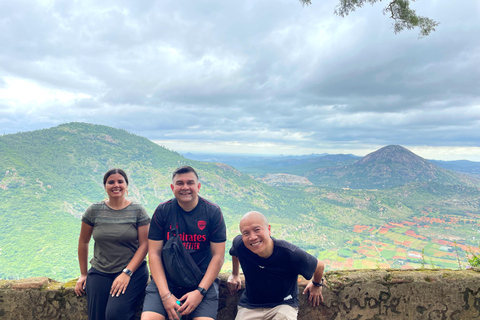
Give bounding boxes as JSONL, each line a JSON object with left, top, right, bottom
{"left": 300, "top": 0, "right": 439, "bottom": 37}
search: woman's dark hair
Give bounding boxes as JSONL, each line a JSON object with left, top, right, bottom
{"left": 103, "top": 168, "right": 129, "bottom": 186}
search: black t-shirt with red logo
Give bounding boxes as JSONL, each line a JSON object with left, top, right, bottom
{"left": 149, "top": 196, "right": 226, "bottom": 274}
{"left": 229, "top": 235, "right": 318, "bottom": 308}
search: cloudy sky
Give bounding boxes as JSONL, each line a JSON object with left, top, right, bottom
{"left": 1, "top": 0, "right": 479, "bottom": 160}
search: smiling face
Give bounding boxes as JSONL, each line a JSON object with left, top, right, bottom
{"left": 104, "top": 173, "right": 127, "bottom": 199}
{"left": 171, "top": 172, "right": 201, "bottom": 210}
{"left": 240, "top": 211, "right": 273, "bottom": 258}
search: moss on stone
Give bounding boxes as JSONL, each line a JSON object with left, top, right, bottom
{"left": 0, "top": 279, "right": 11, "bottom": 289}
{"left": 63, "top": 278, "right": 78, "bottom": 289}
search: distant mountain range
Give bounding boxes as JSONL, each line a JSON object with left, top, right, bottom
{"left": 430, "top": 159, "right": 480, "bottom": 176}
{"left": 308, "top": 145, "right": 479, "bottom": 189}
{"left": 185, "top": 145, "right": 480, "bottom": 189}
{"left": 1, "top": 123, "right": 479, "bottom": 281}
{"left": 183, "top": 152, "right": 359, "bottom": 176}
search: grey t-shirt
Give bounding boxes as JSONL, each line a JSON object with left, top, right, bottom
{"left": 82, "top": 201, "right": 150, "bottom": 273}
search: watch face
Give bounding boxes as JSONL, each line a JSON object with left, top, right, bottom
{"left": 197, "top": 287, "right": 207, "bottom": 295}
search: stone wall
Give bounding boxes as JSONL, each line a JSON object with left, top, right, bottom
{"left": 2, "top": 269, "right": 480, "bottom": 319}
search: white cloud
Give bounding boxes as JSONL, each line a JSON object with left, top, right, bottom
{"left": 0, "top": 0, "right": 479, "bottom": 160}
{"left": 0, "top": 77, "right": 91, "bottom": 110}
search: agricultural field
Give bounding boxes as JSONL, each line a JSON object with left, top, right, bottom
{"left": 318, "top": 212, "right": 480, "bottom": 271}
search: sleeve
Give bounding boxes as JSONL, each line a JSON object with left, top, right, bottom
{"left": 81, "top": 205, "right": 94, "bottom": 227}
{"left": 148, "top": 203, "right": 166, "bottom": 241}
{"left": 209, "top": 206, "right": 227, "bottom": 243}
{"left": 229, "top": 235, "right": 242, "bottom": 256}
{"left": 292, "top": 246, "right": 318, "bottom": 280}
{"left": 136, "top": 204, "right": 151, "bottom": 227}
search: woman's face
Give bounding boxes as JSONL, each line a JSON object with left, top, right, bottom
{"left": 104, "top": 173, "right": 127, "bottom": 199}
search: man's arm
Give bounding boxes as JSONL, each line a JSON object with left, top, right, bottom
{"left": 148, "top": 239, "right": 181, "bottom": 320}
{"left": 302, "top": 259, "right": 325, "bottom": 306}
{"left": 227, "top": 255, "right": 242, "bottom": 295}
{"left": 178, "top": 241, "right": 225, "bottom": 315}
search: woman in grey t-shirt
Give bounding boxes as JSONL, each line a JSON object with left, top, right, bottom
{"left": 74, "top": 168, "right": 150, "bottom": 320}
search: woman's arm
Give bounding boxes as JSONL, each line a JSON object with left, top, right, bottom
{"left": 126, "top": 224, "right": 149, "bottom": 272}
{"left": 75, "top": 222, "right": 93, "bottom": 296}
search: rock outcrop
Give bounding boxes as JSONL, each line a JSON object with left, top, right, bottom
{"left": 2, "top": 269, "right": 480, "bottom": 319}
{"left": 262, "top": 173, "right": 313, "bottom": 186}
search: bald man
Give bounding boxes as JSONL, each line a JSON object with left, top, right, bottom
{"left": 227, "top": 211, "right": 325, "bottom": 320}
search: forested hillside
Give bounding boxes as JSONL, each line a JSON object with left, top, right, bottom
{"left": 1, "top": 123, "right": 479, "bottom": 281}
{"left": 0, "top": 123, "right": 284, "bottom": 279}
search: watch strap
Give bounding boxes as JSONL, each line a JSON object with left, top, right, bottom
{"left": 123, "top": 268, "right": 133, "bottom": 277}
{"left": 196, "top": 286, "right": 207, "bottom": 296}
{"left": 312, "top": 278, "right": 324, "bottom": 287}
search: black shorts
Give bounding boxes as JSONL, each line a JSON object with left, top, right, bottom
{"left": 142, "top": 279, "right": 219, "bottom": 319}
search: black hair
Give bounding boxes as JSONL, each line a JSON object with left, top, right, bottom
{"left": 103, "top": 168, "right": 129, "bottom": 186}
{"left": 172, "top": 166, "right": 198, "bottom": 181}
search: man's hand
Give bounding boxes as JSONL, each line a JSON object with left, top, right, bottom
{"left": 110, "top": 272, "right": 131, "bottom": 297}
{"left": 302, "top": 282, "right": 324, "bottom": 307}
{"left": 227, "top": 274, "right": 242, "bottom": 295}
{"left": 163, "top": 293, "right": 181, "bottom": 320}
{"left": 178, "top": 289, "right": 204, "bottom": 315}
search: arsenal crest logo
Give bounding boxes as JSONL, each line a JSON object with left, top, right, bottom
{"left": 198, "top": 220, "right": 206, "bottom": 230}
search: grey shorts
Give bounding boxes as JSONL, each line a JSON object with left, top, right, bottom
{"left": 143, "top": 279, "right": 219, "bottom": 319}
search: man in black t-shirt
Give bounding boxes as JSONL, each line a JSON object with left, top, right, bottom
{"left": 227, "top": 211, "right": 325, "bottom": 320}
{"left": 142, "top": 166, "right": 226, "bottom": 320}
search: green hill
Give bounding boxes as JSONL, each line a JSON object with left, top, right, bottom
{"left": 0, "top": 123, "right": 275, "bottom": 279}
{"left": 1, "top": 124, "right": 480, "bottom": 281}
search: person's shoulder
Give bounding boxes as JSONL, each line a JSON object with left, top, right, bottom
{"left": 128, "top": 201, "right": 145, "bottom": 209}
{"left": 128, "top": 201, "right": 150, "bottom": 219}
{"left": 273, "top": 238, "right": 299, "bottom": 252}
{"left": 155, "top": 198, "right": 175, "bottom": 211}
{"left": 198, "top": 196, "right": 221, "bottom": 211}
{"left": 85, "top": 201, "right": 106, "bottom": 213}
{"left": 160, "top": 198, "right": 175, "bottom": 206}
{"left": 151, "top": 198, "right": 176, "bottom": 224}
{"left": 198, "top": 197, "right": 223, "bottom": 218}
{"left": 231, "top": 234, "right": 246, "bottom": 253}
{"left": 82, "top": 201, "right": 106, "bottom": 222}
{"left": 233, "top": 234, "right": 243, "bottom": 245}
{"left": 89, "top": 200, "right": 106, "bottom": 208}
{"left": 273, "top": 238, "right": 315, "bottom": 264}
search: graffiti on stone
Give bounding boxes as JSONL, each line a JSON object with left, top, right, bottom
{"left": 334, "top": 289, "right": 401, "bottom": 317}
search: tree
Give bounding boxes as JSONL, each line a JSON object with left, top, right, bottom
{"left": 300, "top": 0, "right": 439, "bottom": 37}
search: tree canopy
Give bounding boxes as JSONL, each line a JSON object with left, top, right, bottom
{"left": 300, "top": 0, "right": 439, "bottom": 37}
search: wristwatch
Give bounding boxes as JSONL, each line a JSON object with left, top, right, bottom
{"left": 122, "top": 268, "right": 133, "bottom": 277}
{"left": 312, "top": 278, "right": 324, "bottom": 287}
{"left": 196, "top": 287, "right": 207, "bottom": 296}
